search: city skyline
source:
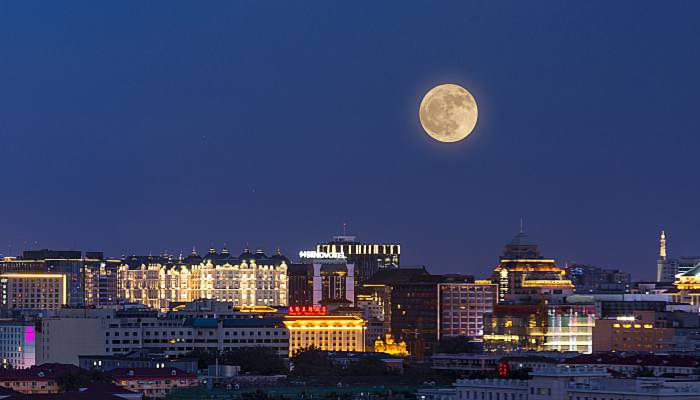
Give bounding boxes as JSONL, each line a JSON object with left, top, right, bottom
{"left": 2, "top": 2, "right": 700, "bottom": 281}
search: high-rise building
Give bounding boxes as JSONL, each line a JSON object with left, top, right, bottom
{"left": 0, "top": 273, "right": 67, "bottom": 310}
{"left": 118, "top": 247, "right": 288, "bottom": 311}
{"left": 490, "top": 230, "right": 573, "bottom": 304}
{"left": 316, "top": 235, "right": 400, "bottom": 284}
{"left": 0, "top": 250, "right": 120, "bottom": 307}
{"left": 657, "top": 230, "right": 700, "bottom": 282}
{"left": 437, "top": 280, "right": 497, "bottom": 339}
{"left": 361, "top": 267, "right": 434, "bottom": 357}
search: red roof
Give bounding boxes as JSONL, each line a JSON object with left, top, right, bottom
{"left": 110, "top": 367, "right": 197, "bottom": 380}
{"left": 568, "top": 353, "right": 700, "bottom": 368}
{"left": 0, "top": 363, "right": 81, "bottom": 382}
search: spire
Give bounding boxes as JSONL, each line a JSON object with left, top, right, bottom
{"left": 520, "top": 217, "right": 524, "bottom": 234}
{"left": 660, "top": 230, "right": 667, "bottom": 260}
{"left": 191, "top": 246, "right": 197, "bottom": 256}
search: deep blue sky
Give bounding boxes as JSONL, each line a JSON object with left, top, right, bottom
{"left": 1, "top": 2, "right": 699, "bottom": 280}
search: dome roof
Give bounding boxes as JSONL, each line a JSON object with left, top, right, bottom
{"left": 239, "top": 247, "right": 253, "bottom": 259}
{"left": 253, "top": 248, "right": 267, "bottom": 259}
{"left": 270, "top": 248, "right": 289, "bottom": 264}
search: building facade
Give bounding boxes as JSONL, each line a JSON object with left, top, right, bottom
{"left": 37, "top": 307, "right": 289, "bottom": 366}
{"left": 118, "top": 248, "right": 288, "bottom": 312}
{"left": 0, "top": 250, "right": 119, "bottom": 307}
{"left": 592, "top": 311, "right": 675, "bottom": 352}
{"left": 283, "top": 306, "right": 366, "bottom": 356}
{"left": 287, "top": 263, "right": 314, "bottom": 306}
{"left": 483, "top": 303, "right": 595, "bottom": 354}
{"left": 490, "top": 231, "right": 573, "bottom": 304}
{"left": 438, "top": 281, "right": 497, "bottom": 339}
{"left": 0, "top": 320, "right": 36, "bottom": 369}
{"left": 316, "top": 235, "right": 400, "bottom": 284}
{"left": 0, "top": 273, "right": 67, "bottom": 310}
{"left": 657, "top": 230, "right": 700, "bottom": 283}
{"left": 568, "top": 264, "right": 631, "bottom": 293}
{"left": 111, "top": 367, "right": 198, "bottom": 398}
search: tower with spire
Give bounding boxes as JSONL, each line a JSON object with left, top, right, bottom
{"left": 660, "top": 230, "right": 667, "bottom": 260}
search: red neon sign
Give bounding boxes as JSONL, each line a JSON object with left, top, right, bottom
{"left": 288, "top": 305, "right": 327, "bottom": 316}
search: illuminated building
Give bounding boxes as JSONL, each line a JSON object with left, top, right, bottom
{"left": 389, "top": 272, "right": 447, "bottom": 358}
{"left": 361, "top": 267, "right": 442, "bottom": 358}
{"left": 671, "top": 262, "right": 700, "bottom": 307}
{"left": 490, "top": 230, "right": 573, "bottom": 303}
{"left": 316, "top": 235, "right": 400, "bottom": 284}
{"left": 657, "top": 230, "right": 700, "bottom": 283}
{"left": 0, "top": 273, "right": 67, "bottom": 310}
{"left": 592, "top": 311, "right": 674, "bottom": 352}
{"left": 0, "top": 250, "right": 120, "bottom": 307}
{"left": 296, "top": 250, "right": 355, "bottom": 306}
{"left": 283, "top": 305, "right": 366, "bottom": 356}
{"left": 0, "top": 320, "right": 36, "bottom": 369}
{"left": 168, "top": 298, "right": 284, "bottom": 319}
{"left": 356, "top": 289, "right": 388, "bottom": 347}
{"left": 111, "top": 367, "right": 198, "bottom": 398}
{"left": 438, "top": 280, "right": 497, "bottom": 339}
{"left": 373, "top": 333, "right": 408, "bottom": 356}
{"left": 118, "top": 247, "right": 288, "bottom": 312}
{"left": 483, "top": 303, "right": 594, "bottom": 353}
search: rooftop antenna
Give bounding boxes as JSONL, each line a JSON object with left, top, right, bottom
{"left": 342, "top": 222, "right": 348, "bottom": 235}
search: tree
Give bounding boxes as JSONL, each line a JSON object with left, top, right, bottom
{"left": 436, "top": 336, "right": 480, "bottom": 354}
{"left": 185, "top": 347, "right": 286, "bottom": 375}
{"left": 348, "top": 356, "right": 389, "bottom": 376}
{"left": 56, "top": 369, "right": 113, "bottom": 392}
{"left": 634, "top": 366, "right": 655, "bottom": 377}
{"left": 290, "top": 347, "right": 338, "bottom": 377}
{"left": 221, "top": 347, "right": 286, "bottom": 375}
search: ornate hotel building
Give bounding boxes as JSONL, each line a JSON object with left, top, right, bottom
{"left": 118, "top": 248, "right": 288, "bottom": 311}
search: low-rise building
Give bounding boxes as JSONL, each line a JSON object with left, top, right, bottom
{"left": 283, "top": 305, "right": 366, "bottom": 356}
{"left": 0, "top": 363, "right": 80, "bottom": 394}
{"left": 566, "top": 354, "right": 700, "bottom": 377}
{"left": 451, "top": 370, "right": 700, "bottom": 400}
{"left": 79, "top": 350, "right": 197, "bottom": 373}
{"left": 37, "top": 306, "right": 289, "bottom": 366}
{"left": 110, "top": 367, "right": 198, "bottom": 398}
{"left": 592, "top": 311, "right": 675, "bottom": 352}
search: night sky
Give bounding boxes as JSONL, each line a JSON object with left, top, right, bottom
{"left": 2, "top": 2, "right": 699, "bottom": 280}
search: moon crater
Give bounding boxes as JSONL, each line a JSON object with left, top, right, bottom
{"left": 419, "top": 84, "right": 478, "bottom": 143}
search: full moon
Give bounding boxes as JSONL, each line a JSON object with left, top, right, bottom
{"left": 419, "top": 84, "right": 478, "bottom": 143}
